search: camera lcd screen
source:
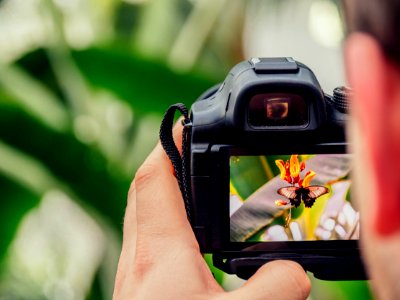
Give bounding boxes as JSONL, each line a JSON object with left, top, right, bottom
{"left": 229, "top": 154, "right": 359, "bottom": 242}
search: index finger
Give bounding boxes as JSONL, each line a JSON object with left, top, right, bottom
{"left": 131, "top": 122, "right": 198, "bottom": 256}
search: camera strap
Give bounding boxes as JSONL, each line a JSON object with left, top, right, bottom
{"left": 159, "top": 103, "right": 193, "bottom": 225}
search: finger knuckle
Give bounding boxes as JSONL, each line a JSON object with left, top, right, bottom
{"left": 135, "top": 162, "right": 159, "bottom": 190}
{"left": 127, "top": 180, "right": 136, "bottom": 200}
{"left": 132, "top": 250, "right": 156, "bottom": 280}
{"left": 284, "top": 261, "right": 311, "bottom": 299}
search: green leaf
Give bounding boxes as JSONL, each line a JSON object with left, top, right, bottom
{"left": 0, "top": 104, "right": 128, "bottom": 228}
{"left": 0, "top": 176, "right": 39, "bottom": 270}
{"left": 71, "top": 47, "right": 221, "bottom": 113}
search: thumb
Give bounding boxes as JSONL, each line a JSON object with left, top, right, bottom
{"left": 228, "top": 260, "right": 311, "bottom": 300}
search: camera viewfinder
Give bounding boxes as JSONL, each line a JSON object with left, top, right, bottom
{"left": 248, "top": 93, "right": 308, "bottom": 127}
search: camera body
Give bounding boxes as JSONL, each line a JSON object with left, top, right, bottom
{"left": 188, "top": 58, "right": 366, "bottom": 280}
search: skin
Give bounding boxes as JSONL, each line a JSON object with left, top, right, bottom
{"left": 113, "top": 123, "right": 311, "bottom": 300}
{"left": 346, "top": 33, "right": 400, "bottom": 299}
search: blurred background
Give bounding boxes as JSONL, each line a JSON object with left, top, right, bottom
{"left": 0, "top": 0, "right": 371, "bottom": 299}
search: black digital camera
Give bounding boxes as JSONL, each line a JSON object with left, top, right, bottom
{"left": 160, "top": 58, "right": 367, "bottom": 280}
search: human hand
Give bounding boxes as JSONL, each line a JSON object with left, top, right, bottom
{"left": 113, "top": 122, "right": 311, "bottom": 300}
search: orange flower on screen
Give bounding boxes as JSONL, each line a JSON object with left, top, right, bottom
{"left": 275, "top": 200, "right": 289, "bottom": 206}
{"left": 300, "top": 170, "right": 316, "bottom": 188}
{"left": 275, "top": 155, "right": 317, "bottom": 188}
{"left": 290, "top": 154, "right": 301, "bottom": 184}
{"left": 275, "top": 159, "right": 292, "bottom": 184}
{"left": 274, "top": 155, "right": 327, "bottom": 211}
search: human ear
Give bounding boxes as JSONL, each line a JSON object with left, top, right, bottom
{"left": 345, "top": 33, "right": 400, "bottom": 236}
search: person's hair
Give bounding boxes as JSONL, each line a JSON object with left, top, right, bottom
{"left": 343, "top": 0, "right": 400, "bottom": 64}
